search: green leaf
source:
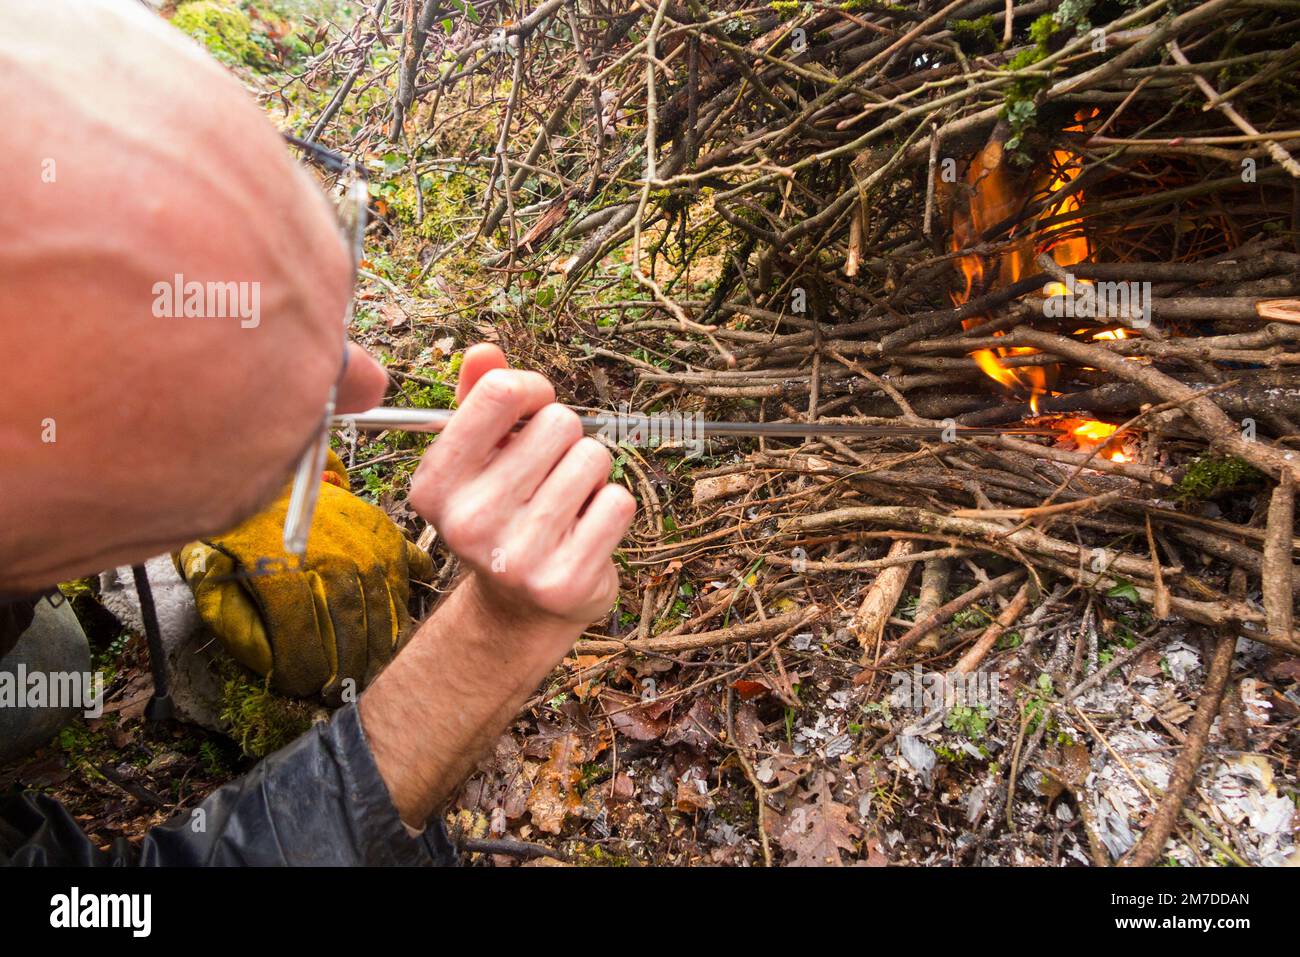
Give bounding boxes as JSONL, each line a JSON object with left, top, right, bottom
{"left": 1107, "top": 580, "right": 1140, "bottom": 602}
{"left": 452, "top": 0, "right": 481, "bottom": 23}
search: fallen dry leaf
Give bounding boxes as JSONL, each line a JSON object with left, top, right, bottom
{"left": 777, "top": 773, "right": 862, "bottom": 866}
{"left": 526, "top": 733, "right": 587, "bottom": 835}
{"left": 599, "top": 689, "right": 671, "bottom": 741}
{"left": 675, "top": 773, "right": 713, "bottom": 813}
{"left": 663, "top": 695, "right": 721, "bottom": 752}
{"left": 730, "top": 679, "right": 771, "bottom": 701}
{"left": 731, "top": 701, "right": 764, "bottom": 749}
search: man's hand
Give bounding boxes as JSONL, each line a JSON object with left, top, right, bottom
{"left": 360, "top": 345, "right": 635, "bottom": 827}
{"left": 409, "top": 344, "right": 635, "bottom": 634}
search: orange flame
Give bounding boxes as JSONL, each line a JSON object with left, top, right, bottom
{"left": 947, "top": 115, "right": 1098, "bottom": 413}
{"left": 1059, "top": 417, "right": 1130, "bottom": 463}
{"left": 945, "top": 113, "right": 1136, "bottom": 462}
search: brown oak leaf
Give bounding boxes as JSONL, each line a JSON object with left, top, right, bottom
{"left": 777, "top": 773, "right": 862, "bottom": 866}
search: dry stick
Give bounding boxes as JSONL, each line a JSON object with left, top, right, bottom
{"left": 789, "top": 505, "right": 1164, "bottom": 584}
{"left": 389, "top": 0, "right": 434, "bottom": 139}
{"left": 573, "top": 605, "right": 821, "bottom": 656}
{"left": 1036, "top": 553, "right": 1274, "bottom": 638}
{"left": 1145, "top": 515, "right": 1172, "bottom": 621}
{"left": 1262, "top": 471, "right": 1296, "bottom": 645}
{"left": 481, "top": 47, "right": 527, "bottom": 256}
{"left": 826, "top": 347, "right": 924, "bottom": 422}
{"left": 914, "top": 555, "right": 952, "bottom": 653}
{"left": 1204, "top": 42, "right": 1300, "bottom": 110}
{"left": 461, "top": 836, "right": 566, "bottom": 861}
{"left": 1120, "top": 630, "right": 1236, "bottom": 867}
{"left": 921, "top": 118, "right": 941, "bottom": 239}
{"left": 893, "top": 0, "right": 1179, "bottom": 171}
{"left": 470, "top": 8, "right": 639, "bottom": 235}
{"left": 1004, "top": 700, "right": 1036, "bottom": 831}
{"left": 1166, "top": 39, "right": 1300, "bottom": 178}
{"left": 859, "top": 568, "right": 1027, "bottom": 679}
{"left": 309, "top": 16, "right": 382, "bottom": 142}
{"left": 954, "top": 581, "right": 1032, "bottom": 675}
{"left": 850, "top": 540, "right": 916, "bottom": 657}
{"left": 611, "top": 447, "right": 664, "bottom": 641}
{"left": 951, "top": 488, "right": 1128, "bottom": 521}
{"left": 763, "top": 544, "right": 975, "bottom": 573}
{"left": 1050, "top": 0, "right": 1228, "bottom": 98}
{"left": 1007, "top": 328, "right": 1300, "bottom": 484}
{"left": 995, "top": 381, "right": 1246, "bottom": 539}
{"left": 994, "top": 434, "right": 1173, "bottom": 486}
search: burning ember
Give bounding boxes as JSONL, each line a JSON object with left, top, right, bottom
{"left": 946, "top": 114, "right": 1131, "bottom": 457}
{"left": 1058, "top": 417, "right": 1130, "bottom": 464}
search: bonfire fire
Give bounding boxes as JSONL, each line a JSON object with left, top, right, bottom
{"left": 947, "top": 116, "right": 1131, "bottom": 462}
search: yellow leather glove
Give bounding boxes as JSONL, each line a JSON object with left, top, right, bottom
{"left": 177, "top": 450, "right": 433, "bottom": 703}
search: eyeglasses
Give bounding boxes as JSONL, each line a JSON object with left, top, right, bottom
{"left": 280, "top": 134, "right": 368, "bottom": 558}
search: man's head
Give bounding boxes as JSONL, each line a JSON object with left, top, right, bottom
{"left": 0, "top": 0, "right": 384, "bottom": 591}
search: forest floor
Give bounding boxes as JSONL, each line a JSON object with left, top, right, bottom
{"left": 5, "top": 0, "right": 1297, "bottom": 867}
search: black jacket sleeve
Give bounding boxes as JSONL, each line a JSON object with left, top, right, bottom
{"left": 0, "top": 702, "right": 456, "bottom": 866}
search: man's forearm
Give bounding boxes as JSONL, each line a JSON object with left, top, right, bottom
{"left": 358, "top": 575, "right": 578, "bottom": 827}
{"left": 359, "top": 345, "right": 634, "bottom": 829}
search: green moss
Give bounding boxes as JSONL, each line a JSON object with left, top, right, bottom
{"left": 398, "top": 377, "right": 456, "bottom": 411}
{"left": 372, "top": 168, "right": 478, "bottom": 247}
{"left": 197, "top": 739, "right": 235, "bottom": 776}
{"left": 1007, "top": 45, "right": 1045, "bottom": 72}
{"left": 57, "top": 722, "right": 100, "bottom": 757}
{"left": 576, "top": 843, "right": 630, "bottom": 866}
{"left": 1175, "top": 455, "right": 1262, "bottom": 500}
{"left": 840, "top": 0, "right": 907, "bottom": 12}
{"left": 54, "top": 722, "right": 113, "bottom": 781}
{"left": 999, "top": 12, "right": 1059, "bottom": 155}
{"left": 219, "top": 667, "right": 313, "bottom": 759}
{"left": 999, "top": 4, "right": 1099, "bottom": 154}
{"left": 949, "top": 14, "right": 998, "bottom": 49}
{"left": 951, "top": 604, "right": 990, "bottom": 630}
{"left": 1029, "top": 11, "right": 1061, "bottom": 46}
{"left": 172, "top": 2, "right": 265, "bottom": 69}
{"left": 934, "top": 743, "right": 962, "bottom": 763}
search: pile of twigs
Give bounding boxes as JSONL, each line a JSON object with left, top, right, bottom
{"left": 286, "top": 3, "right": 1300, "bottom": 639}
{"left": 316, "top": 0, "right": 1300, "bottom": 647}
{"left": 295, "top": 2, "right": 1300, "bottom": 638}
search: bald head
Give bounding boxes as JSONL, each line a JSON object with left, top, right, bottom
{"left": 0, "top": 0, "right": 362, "bottom": 590}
